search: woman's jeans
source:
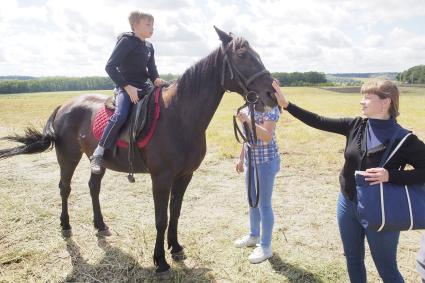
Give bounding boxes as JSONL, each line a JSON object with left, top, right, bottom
{"left": 245, "top": 156, "right": 280, "bottom": 248}
{"left": 337, "top": 192, "right": 404, "bottom": 283}
{"left": 416, "top": 234, "right": 425, "bottom": 283}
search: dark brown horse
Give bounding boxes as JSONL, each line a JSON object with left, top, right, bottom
{"left": 0, "top": 27, "right": 277, "bottom": 277}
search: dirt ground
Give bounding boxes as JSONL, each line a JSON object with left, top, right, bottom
{"left": 0, "top": 146, "right": 422, "bottom": 282}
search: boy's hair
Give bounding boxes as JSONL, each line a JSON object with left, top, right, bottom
{"left": 361, "top": 79, "right": 400, "bottom": 118}
{"left": 128, "top": 11, "right": 154, "bottom": 31}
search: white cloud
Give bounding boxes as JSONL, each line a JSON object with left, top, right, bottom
{"left": 308, "top": 29, "right": 352, "bottom": 49}
{"left": 0, "top": 0, "right": 424, "bottom": 76}
{"left": 364, "top": 35, "right": 385, "bottom": 48}
{"left": 0, "top": 49, "right": 6, "bottom": 63}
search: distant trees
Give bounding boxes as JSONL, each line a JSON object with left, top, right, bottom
{"left": 0, "top": 77, "right": 114, "bottom": 94}
{"left": 0, "top": 76, "right": 34, "bottom": 81}
{"left": 0, "top": 71, "right": 330, "bottom": 94}
{"left": 160, "top": 73, "right": 179, "bottom": 82}
{"left": 397, "top": 65, "right": 425, "bottom": 84}
{"left": 271, "top": 71, "right": 328, "bottom": 86}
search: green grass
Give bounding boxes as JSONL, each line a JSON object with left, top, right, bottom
{"left": 210, "top": 87, "right": 425, "bottom": 166}
{"left": 0, "top": 87, "right": 424, "bottom": 282}
{"left": 0, "top": 90, "right": 110, "bottom": 133}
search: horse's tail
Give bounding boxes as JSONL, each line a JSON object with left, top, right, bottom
{"left": 0, "top": 106, "right": 60, "bottom": 160}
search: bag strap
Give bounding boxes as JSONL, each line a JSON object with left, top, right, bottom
{"left": 380, "top": 131, "right": 412, "bottom": 167}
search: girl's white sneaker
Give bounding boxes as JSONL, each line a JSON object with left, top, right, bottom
{"left": 248, "top": 246, "right": 272, "bottom": 263}
{"left": 234, "top": 235, "right": 259, "bottom": 248}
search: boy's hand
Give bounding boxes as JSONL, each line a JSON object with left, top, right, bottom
{"left": 154, "top": 78, "right": 166, "bottom": 87}
{"left": 124, "top": 85, "right": 139, "bottom": 104}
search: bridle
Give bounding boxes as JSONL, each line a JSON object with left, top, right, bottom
{"left": 220, "top": 40, "right": 270, "bottom": 208}
{"left": 220, "top": 41, "right": 271, "bottom": 144}
{"left": 220, "top": 42, "right": 270, "bottom": 103}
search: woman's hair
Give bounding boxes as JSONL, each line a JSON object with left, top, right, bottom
{"left": 360, "top": 79, "right": 400, "bottom": 118}
{"left": 128, "top": 11, "right": 154, "bottom": 31}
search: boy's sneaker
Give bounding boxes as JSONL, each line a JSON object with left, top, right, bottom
{"left": 248, "top": 246, "right": 273, "bottom": 264}
{"left": 234, "top": 235, "right": 259, "bottom": 248}
{"left": 90, "top": 155, "right": 103, "bottom": 174}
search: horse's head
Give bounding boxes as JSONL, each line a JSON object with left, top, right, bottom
{"left": 214, "top": 26, "right": 277, "bottom": 112}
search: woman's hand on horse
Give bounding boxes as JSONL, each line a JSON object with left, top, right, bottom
{"left": 272, "top": 80, "right": 289, "bottom": 109}
{"left": 236, "top": 159, "right": 244, "bottom": 174}
{"left": 154, "top": 78, "right": 166, "bottom": 87}
{"left": 364, "top": 168, "right": 389, "bottom": 185}
{"left": 124, "top": 85, "right": 139, "bottom": 104}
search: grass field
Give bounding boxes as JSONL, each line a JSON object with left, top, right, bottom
{"left": 0, "top": 87, "right": 424, "bottom": 282}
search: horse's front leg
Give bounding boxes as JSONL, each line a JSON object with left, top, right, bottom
{"left": 151, "top": 173, "right": 173, "bottom": 278}
{"left": 88, "top": 170, "right": 111, "bottom": 236}
{"left": 168, "top": 173, "right": 193, "bottom": 261}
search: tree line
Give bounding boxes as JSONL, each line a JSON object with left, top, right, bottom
{"left": 0, "top": 71, "right": 329, "bottom": 94}
{"left": 272, "top": 71, "right": 328, "bottom": 86}
{"left": 0, "top": 77, "right": 114, "bottom": 94}
{"left": 397, "top": 65, "right": 425, "bottom": 84}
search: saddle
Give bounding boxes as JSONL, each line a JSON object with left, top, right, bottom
{"left": 115, "top": 84, "right": 155, "bottom": 182}
{"left": 105, "top": 84, "right": 155, "bottom": 145}
{"left": 93, "top": 84, "right": 163, "bottom": 183}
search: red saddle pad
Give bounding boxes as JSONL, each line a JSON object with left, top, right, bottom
{"left": 92, "top": 88, "right": 161, "bottom": 148}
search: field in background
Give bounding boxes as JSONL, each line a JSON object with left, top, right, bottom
{"left": 0, "top": 87, "right": 424, "bottom": 282}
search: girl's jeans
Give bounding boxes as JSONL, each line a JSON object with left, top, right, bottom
{"left": 245, "top": 156, "right": 280, "bottom": 248}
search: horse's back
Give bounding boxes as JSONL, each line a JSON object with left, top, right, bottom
{"left": 54, "top": 93, "right": 109, "bottom": 156}
{"left": 56, "top": 93, "right": 107, "bottom": 120}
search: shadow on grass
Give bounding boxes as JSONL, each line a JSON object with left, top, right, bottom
{"left": 61, "top": 237, "right": 213, "bottom": 282}
{"left": 269, "top": 254, "right": 324, "bottom": 283}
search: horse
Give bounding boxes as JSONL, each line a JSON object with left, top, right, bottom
{"left": 0, "top": 27, "right": 278, "bottom": 278}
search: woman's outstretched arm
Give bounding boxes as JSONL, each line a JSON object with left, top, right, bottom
{"left": 272, "top": 80, "right": 355, "bottom": 136}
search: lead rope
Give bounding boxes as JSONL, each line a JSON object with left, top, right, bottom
{"left": 233, "top": 101, "right": 260, "bottom": 208}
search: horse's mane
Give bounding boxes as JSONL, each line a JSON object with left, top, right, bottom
{"left": 176, "top": 36, "right": 248, "bottom": 98}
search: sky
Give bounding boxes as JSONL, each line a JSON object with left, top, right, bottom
{"left": 1, "top": 0, "right": 425, "bottom": 77}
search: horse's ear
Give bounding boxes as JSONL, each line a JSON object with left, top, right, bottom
{"left": 214, "top": 26, "right": 232, "bottom": 44}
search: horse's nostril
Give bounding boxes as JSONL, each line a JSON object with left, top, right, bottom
{"left": 266, "top": 91, "right": 273, "bottom": 99}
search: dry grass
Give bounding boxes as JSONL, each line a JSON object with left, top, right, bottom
{"left": 0, "top": 87, "right": 424, "bottom": 282}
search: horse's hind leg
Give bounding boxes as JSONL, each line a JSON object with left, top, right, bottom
{"left": 56, "top": 145, "right": 82, "bottom": 238}
{"left": 88, "top": 171, "right": 111, "bottom": 236}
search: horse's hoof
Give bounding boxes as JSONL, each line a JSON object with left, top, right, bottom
{"left": 62, "top": 229, "right": 72, "bottom": 238}
{"left": 96, "top": 228, "right": 112, "bottom": 237}
{"left": 156, "top": 269, "right": 171, "bottom": 280}
{"left": 171, "top": 250, "right": 187, "bottom": 261}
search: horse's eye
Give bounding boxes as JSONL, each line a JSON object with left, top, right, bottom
{"left": 237, "top": 53, "right": 246, "bottom": 59}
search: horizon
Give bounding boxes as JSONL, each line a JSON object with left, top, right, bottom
{"left": 1, "top": 0, "right": 424, "bottom": 77}
{"left": 0, "top": 71, "right": 403, "bottom": 79}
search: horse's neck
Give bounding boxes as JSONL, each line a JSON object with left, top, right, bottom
{"left": 190, "top": 86, "right": 224, "bottom": 132}
{"left": 174, "top": 57, "right": 225, "bottom": 134}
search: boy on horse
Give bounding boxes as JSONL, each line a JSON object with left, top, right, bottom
{"left": 90, "top": 11, "right": 166, "bottom": 174}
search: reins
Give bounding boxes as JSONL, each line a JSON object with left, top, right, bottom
{"left": 220, "top": 41, "right": 269, "bottom": 208}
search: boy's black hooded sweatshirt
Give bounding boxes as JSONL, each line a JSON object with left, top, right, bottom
{"left": 105, "top": 32, "right": 159, "bottom": 89}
